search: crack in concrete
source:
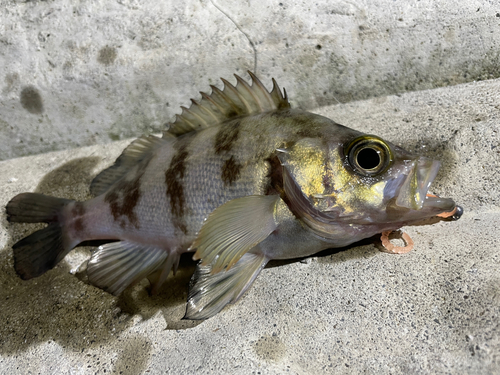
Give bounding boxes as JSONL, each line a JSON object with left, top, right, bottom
{"left": 210, "top": 0, "right": 258, "bottom": 73}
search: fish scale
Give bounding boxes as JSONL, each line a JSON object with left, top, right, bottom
{"left": 5, "top": 72, "right": 462, "bottom": 320}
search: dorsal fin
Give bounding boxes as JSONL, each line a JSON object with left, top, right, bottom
{"left": 164, "top": 72, "right": 290, "bottom": 137}
{"left": 90, "top": 135, "right": 169, "bottom": 196}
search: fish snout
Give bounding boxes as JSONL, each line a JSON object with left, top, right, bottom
{"left": 395, "top": 157, "right": 441, "bottom": 210}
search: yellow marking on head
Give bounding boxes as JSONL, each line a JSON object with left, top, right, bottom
{"left": 324, "top": 155, "right": 388, "bottom": 213}
{"left": 284, "top": 139, "right": 390, "bottom": 215}
{"left": 286, "top": 140, "right": 327, "bottom": 198}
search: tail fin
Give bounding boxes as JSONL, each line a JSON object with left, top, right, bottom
{"left": 7, "top": 193, "right": 71, "bottom": 223}
{"left": 6, "top": 193, "right": 74, "bottom": 280}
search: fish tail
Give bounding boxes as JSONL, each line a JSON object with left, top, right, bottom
{"left": 6, "top": 193, "right": 72, "bottom": 223}
{"left": 6, "top": 193, "right": 75, "bottom": 280}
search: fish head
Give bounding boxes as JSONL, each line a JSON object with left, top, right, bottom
{"left": 335, "top": 134, "right": 458, "bottom": 223}
{"left": 279, "top": 128, "right": 460, "bottom": 231}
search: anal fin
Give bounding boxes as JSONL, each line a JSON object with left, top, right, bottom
{"left": 87, "top": 241, "right": 171, "bottom": 295}
{"left": 147, "top": 252, "right": 181, "bottom": 295}
{"left": 184, "top": 252, "right": 268, "bottom": 320}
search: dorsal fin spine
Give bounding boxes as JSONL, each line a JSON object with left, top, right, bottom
{"left": 271, "top": 78, "right": 282, "bottom": 102}
{"left": 271, "top": 78, "right": 289, "bottom": 109}
{"left": 200, "top": 92, "right": 225, "bottom": 117}
{"left": 249, "top": 71, "right": 275, "bottom": 108}
{"left": 187, "top": 100, "right": 212, "bottom": 126}
{"left": 234, "top": 74, "right": 262, "bottom": 111}
{"left": 165, "top": 72, "right": 290, "bottom": 137}
{"left": 202, "top": 90, "right": 225, "bottom": 113}
{"left": 221, "top": 78, "right": 251, "bottom": 112}
{"left": 185, "top": 107, "right": 206, "bottom": 130}
{"left": 210, "top": 85, "right": 242, "bottom": 115}
{"left": 176, "top": 113, "right": 196, "bottom": 130}
{"left": 192, "top": 98, "right": 220, "bottom": 123}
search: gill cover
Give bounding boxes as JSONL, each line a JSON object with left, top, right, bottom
{"left": 277, "top": 135, "right": 397, "bottom": 217}
{"left": 277, "top": 138, "right": 337, "bottom": 212}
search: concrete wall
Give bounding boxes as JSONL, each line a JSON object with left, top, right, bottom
{"left": 1, "top": 0, "right": 499, "bottom": 159}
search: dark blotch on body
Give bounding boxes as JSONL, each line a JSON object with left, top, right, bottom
{"left": 20, "top": 86, "right": 44, "bottom": 114}
{"left": 165, "top": 144, "right": 189, "bottom": 234}
{"left": 214, "top": 121, "right": 240, "bottom": 155}
{"left": 97, "top": 46, "right": 117, "bottom": 65}
{"left": 221, "top": 156, "right": 242, "bottom": 186}
{"left": 224, "top": 110, "right": 238, "bottom": 118}
{"left": 296, "top": 127, "right": 323, "bottom": 139}
{"left": 265, "top": 153, "right": 285, "bottom": 197}
{"left": 264, "top": 151, "right": 304, "bottom": 223}
{"left": 270, "top": 109, "right": 293, "bottom": 118}
{"left": 271, "top": 109, "right": 315, "bottom": 124}
{"left": 105, "top": 164, "right": 147, "bottom": 229}
{"left": 71, "top": 202, "right": 86, "bottom": 233}
{"left": 269, "top": 110, "right": 322, "bottom": 137}
{"left": 277, "top": 101, "right": 290, "bottom": 110}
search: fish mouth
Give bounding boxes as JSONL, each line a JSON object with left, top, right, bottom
{"left": 394, "top": 157, "right": 458, "bottom": 217}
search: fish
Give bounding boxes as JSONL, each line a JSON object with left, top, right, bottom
{"left": 6, "top": 72, "right": 462, "bottom": 320}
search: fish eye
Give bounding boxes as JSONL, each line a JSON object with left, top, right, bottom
{"left": 345, "top": 136, "right": 392, "bottom": 176}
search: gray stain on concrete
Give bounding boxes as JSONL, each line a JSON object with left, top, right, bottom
{"left": 113, "top": 335, "right": 152, "bottom": 374}
{"left": 20, "top": 86, "right": 43, "bottom": 114}
{"left": 3, "top": 73, "right": 19, "bottom": 94}
{"left": 97, "top": 46, "right": 118, "bottom": 66}
{"left": 254, "top": 334, "right": 287, "bottom": 362}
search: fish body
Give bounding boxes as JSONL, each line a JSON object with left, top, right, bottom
{"left": 6, "top": 73, "right": 462, "bottom": 319}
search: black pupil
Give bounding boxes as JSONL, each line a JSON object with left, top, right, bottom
{"left": 356, "top": 147, "right": 381, "bottom": 170}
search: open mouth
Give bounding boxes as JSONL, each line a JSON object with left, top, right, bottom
{"left": 396, "top": 157, "right": 440, "bottom": 210}
{"left": 395, "top": 157, "right": 460, "bottom": 218}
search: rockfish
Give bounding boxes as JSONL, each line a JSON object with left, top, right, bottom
{"left": 6, "top": 72, "right": 462, "bottom": 319}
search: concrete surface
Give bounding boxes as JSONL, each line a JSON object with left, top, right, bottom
{"left": 0, "top": 77, "right": 499, "bottom": 374}
{"left": 1, "top": 0, "right": 500, "bottom": 159}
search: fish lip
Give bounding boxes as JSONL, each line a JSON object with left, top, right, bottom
{"left": 391, "top": 156, "right": 459, "bottom": 217}
{"left": 421, "top": 194, "right": 457, "bottom": 214}
{"left": 395, "top": 157, "right": 441, "bottom": 210}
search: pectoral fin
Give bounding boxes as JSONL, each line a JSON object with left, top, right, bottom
{"left": 192, "top": 195, "right": 279, "bottom": 273}
{"left": 184, "top": 252, "right": 268, "bottom": 320}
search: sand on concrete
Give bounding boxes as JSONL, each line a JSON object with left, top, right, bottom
{"left": 0, "top": 78, "right": 499, "bottom": 374}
